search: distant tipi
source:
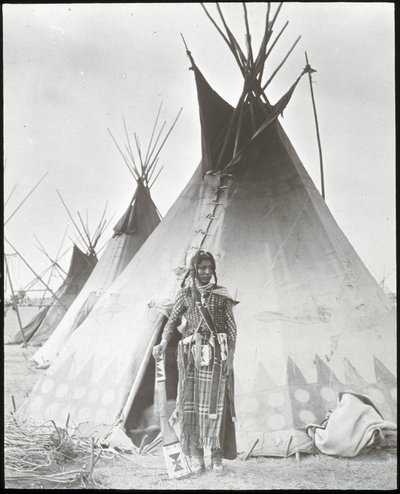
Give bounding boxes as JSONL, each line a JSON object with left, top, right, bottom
{"left": 31, "top": 107, "right": 181, "bottom": 367}
{"left": 5, "top": 244, "right": 97, "bottom": 346}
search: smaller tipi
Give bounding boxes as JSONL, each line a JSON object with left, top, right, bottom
{"left": 5, "top": 243, "right": 98, "bottom": 346}
{"left": 5, "top": 199, "right": 108, "bottom": 347}
{"left": 31, "top": 106, "right": 181, "bottom": 367}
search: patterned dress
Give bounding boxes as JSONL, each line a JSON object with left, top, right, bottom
{"left": 162, "top": 284, "right": 237, "bottom": 459}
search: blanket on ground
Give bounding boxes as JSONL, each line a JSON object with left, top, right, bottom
{"left": 306, "top": 392, "right": 397, "bottom": 457}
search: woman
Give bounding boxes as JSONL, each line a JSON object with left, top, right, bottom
{"left": 153, "top": 250, "right": 238, "bottom": 474}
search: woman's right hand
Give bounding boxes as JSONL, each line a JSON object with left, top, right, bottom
{"left": 153, "top": 339, "right": 168, "bottom": 358}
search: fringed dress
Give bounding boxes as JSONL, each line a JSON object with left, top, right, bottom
{"left": 162, "top": 284, "right": 237, "bottom": 459}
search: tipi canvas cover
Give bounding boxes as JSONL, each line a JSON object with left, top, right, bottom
{"left": 32, "top": 180, "right": 161, "bottom": 367}
{"left": 6, "top": 245, "right": 97, "bottom": 346}
{"left": 19, "top": 7, "right": 396, "bottom": 456}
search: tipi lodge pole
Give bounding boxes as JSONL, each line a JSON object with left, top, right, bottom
{"left": 4, "top": 172, "right": 48, "bottom": 226}
{"left": 305, "top": 51, "right": 325, "bottom": 200}
{"left": 4, "top": 254, "right": 27, "bottom": 347}
{"left": 4, "top": 183, "right": 18, "bottom": 209}
{"left": 5, "top": 238, "right": 68, "bottom": 311}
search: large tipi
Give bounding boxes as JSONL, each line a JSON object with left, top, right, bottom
{"left": 31, "top": 109, "right": 180, "bottom": 367}
{"left": 18, "top": 4, "right": 396, "bottom": 456}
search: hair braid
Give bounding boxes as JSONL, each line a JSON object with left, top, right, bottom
{"left": 213, "top": 271, "right": 218, "bottom": 285}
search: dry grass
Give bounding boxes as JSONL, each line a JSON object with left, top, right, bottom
{"left": 4, "top": 416, "right": 106, "bottom": 488}
{"left": 89, "top": 447, "right": 397, "bottom": 490}
{"left": 4, "top": 344, "right": 397, "bottom": 490}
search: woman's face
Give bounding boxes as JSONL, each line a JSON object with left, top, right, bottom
{"left": 196, "top": 259, "right": 213, "bottom": 286}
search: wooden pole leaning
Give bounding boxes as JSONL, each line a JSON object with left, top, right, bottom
{"left": 5, "top": 238, "right": 69, "bottom": 311}
{"left": 305, "top": 52, "right": 325, "bottom": 200}
{"left": 4, "top": 254, "right": 28, "bottom": 347}
{"left": 154, "top": 352, "right": 190, "bottom": 479}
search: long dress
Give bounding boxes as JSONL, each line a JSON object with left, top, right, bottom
{"left": 162, "top": 283, "right": 237, "bottom": 459}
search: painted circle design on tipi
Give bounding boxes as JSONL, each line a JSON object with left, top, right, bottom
{"left": 55, "top": 384, "right": 69, "bottom": 399}
{"left": 102, "top": 389, "right": 115, "bottom": 406}
{"left": 320, "top": 387, "right": 336, "bottom": 402}
{"left": 46, "top": 402, "right": 59, "bottom": 417}
{"left": 88, "top": 388, "right": 100, "bottom": 404}
{"left": 367, "top": 388, "right": 384, "bottom": 405}
{"left": 268, "top": 414, "right": 286, "bottom": 430}
{"left": 78, "top": 407, "right": 92, "bottom": 422}
{"left": 41, "top": 378, "right": 55, "bottom": 394}
{"left": 390, "top": 388, "right": 397, "bottom": 401}
{"left": 30, "top": 396, "right": 44, "bottom": 411}
{"left": 267, "top": 392, "right": 285, "bottom": 408}
{"left": 73, "top": 385, "right": 86, "bottom": 400}
{"left": 299, "top": 410, "right": 315, "bottom": 424}
{"left": 294, "top": 389, "right": 310, "bottom": 403}
{"left": 94, "top": 408, "right": 108, "bottom": 424}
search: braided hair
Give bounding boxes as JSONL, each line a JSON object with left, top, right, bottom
{"left": 180, "top": 249, "right": 218, "bottom": 288}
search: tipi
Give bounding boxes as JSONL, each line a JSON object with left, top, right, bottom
{"left": 18, "top": 4, "right": 396, "bottom": 457}
{"left": 31, "top": 108, "right": 180, "bottom": 367}
{"left": 3, "top": 172, "right": 56, "bottom": 345}
{"left": 5, "top": 201, "right": 107, "bottom": 347}
{"left": 4, "top": 250, "right": 53, "bottom": 345}
{"left": 5, "top": 243, "right": 98, "bottom": 346}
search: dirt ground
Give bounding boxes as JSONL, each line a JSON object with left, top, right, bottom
{"left": 4, "top": 344, "right": 397, "bottom": 490}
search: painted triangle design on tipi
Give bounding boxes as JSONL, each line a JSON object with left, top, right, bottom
{"left": 314, "top": 354, "right": 341, "bottom": 384}
{"left": 313, "top": 354, "right": 343, "bottom": 413}
{"left": 343, "top": 357, "right": 368, "bottom": 388}
{"left": 287, "top": 356, "right": 308, "bottom": 386}
{"left": 369, "top": 356, "right": 397, "bottom": 422}
{"left": 245, "top": 362, "right": 282, "bottom": 430}
{"left": 253, "top": 362, "right": 277, "bottom": 390}
{"left": 374, "top": 356, "right": 396, "bottom": 387}
{"left": 285, "top": 357, "right": 324, "bottom": 428}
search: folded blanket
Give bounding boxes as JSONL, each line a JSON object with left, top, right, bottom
{"left": 306, "top": 392, "right": 397, "bottom": 457}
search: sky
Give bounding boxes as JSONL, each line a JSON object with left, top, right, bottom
{"left": 3, "top": 2, "right": 396, "bottom": 295}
